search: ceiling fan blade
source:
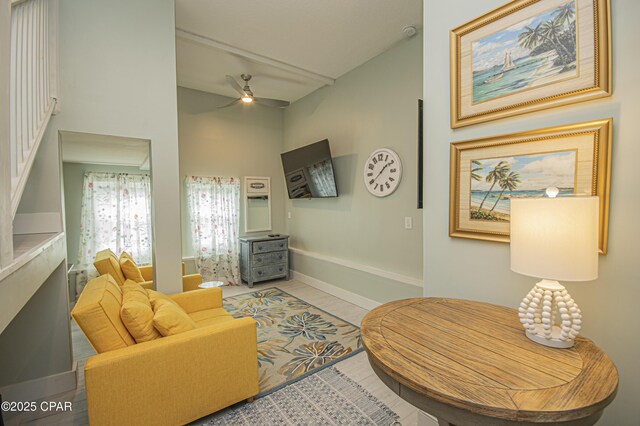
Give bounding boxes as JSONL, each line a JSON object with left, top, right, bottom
{"left": 255, "top": 97, "right": 290, "bottom": 108}
{"left": 217, "top": 98, "right": 241, "bottom": 109}
{"left": 225, "top": 75, "right": 246, "bottom": 96}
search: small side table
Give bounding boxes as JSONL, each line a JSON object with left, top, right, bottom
{"left": 198, "top": 281, "right": 225, "bottom": 289}
{"left": 361, "top": 298, "right": 618, "bottom": 426}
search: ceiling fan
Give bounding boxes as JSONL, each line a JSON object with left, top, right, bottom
{"left": 219, "top": 74, "right": 290, "bottom": 108}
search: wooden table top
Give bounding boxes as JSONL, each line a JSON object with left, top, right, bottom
{"left": 361, "top": 298, "right": 618, "bottom": 424}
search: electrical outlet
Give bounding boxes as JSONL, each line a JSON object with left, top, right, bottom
{"left": 404, "top": 217, "right": 412, "bottom": 229}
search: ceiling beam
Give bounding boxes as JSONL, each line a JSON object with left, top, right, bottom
{"left": 175, "top": 28, "right": 335, "bottom": 86}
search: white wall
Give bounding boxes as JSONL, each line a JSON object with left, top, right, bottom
{"left": 283, "top": 34, "right": 423, "bottom": 303}
{"left": 423, "top": 1, "right": 640, "bottom": 424}
{"left": 177, "top": 87, "right": 286, "bottom": 257}
{"left": 19, "top": 0, "right": 183, "bottom": 293}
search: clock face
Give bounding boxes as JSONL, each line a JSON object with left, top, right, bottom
{"left": 363, "top": 148, "right": 402, "bottom": 197}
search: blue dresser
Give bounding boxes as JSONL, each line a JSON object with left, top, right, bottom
{"left": 239, "top": 235, "right": 289, "bottom": 287}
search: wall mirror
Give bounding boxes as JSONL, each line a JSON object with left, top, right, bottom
{"left": 59, "top": 130, "right": 152, "bottom": 301}
{"left": 244, "top": 176, "right": 271, "bottom": 233}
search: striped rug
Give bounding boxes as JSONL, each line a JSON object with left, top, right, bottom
{"left": 201, "top": 366, "right": 399, "bottom": 426}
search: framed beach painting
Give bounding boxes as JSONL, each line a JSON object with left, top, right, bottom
{"left": 450, "top": 0, "right": 611, "bottom": 128}
{"left": 449, "top": 118, "right": 612, "bottom": 253}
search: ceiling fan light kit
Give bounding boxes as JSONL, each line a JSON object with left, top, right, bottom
{"left": 221, "top": 74, "right": 290, "bottom": 108}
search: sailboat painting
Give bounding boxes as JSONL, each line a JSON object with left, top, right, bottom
{"left": 471, "top": 1, "right": 577, "bottom": 104}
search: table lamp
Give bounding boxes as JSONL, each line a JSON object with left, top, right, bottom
{"left": 510, "top": 189, "right": 599, "bottom": 348}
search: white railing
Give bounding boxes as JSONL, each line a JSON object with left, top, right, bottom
{"left": 8, "top": 0, "right": 57, "bottom": 217}
{"left": 0, "top": 0, "right": 57, "bottom": 268}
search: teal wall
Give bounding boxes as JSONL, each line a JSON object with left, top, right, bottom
{"left": 283, "top": 33, "right": 424, "bottom": 302}
{"left": 177, "top": 87, "right": 286, "bottom": 256}
{"left": 423, "top": 1, "right": 640, "bottom": 424}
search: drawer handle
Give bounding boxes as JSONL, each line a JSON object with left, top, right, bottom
{"left": 279, "top": 244, "right": 284, "bottom": 248}
{"left": 257, "top": 271, "right": 263, "bottom": 276}
{"left": 278, "top": 255, "right": 283, "bottom": 260}
{"left": 256, "top": 258, "right": 262, "bottom": 263}
{"left": 278, "top": 267, "right": 283, "bottom": 272}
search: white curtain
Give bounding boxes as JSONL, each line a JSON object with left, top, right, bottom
{"left": 185, "top": 176, "right": 240, "bottom": 285}
{"left": 75, "top": 172, "right": 152, "bottom": 296}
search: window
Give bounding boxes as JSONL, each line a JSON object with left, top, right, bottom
{"left": 75, "top": 172, "right": 152, "bottom": 293}
{"left": 185, "top": 176, "right": 240, "bottom": 284}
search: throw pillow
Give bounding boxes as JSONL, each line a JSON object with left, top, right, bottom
{"left": 119, "top": 252, "right": 144, "bottom": 283}
{"left": 152, "top": 299, "right": 197, "bottom": 337}
{"left": 120, "top": 281, "right": 160, "bottom": 343}
{"left": 122, "top": 280, "right": 149, "bottom": 300}
{"left": 121, "top": 301, "right": 161, "bottom": 343}
{"left": 147, "top": 289, "right": 179, "bottom": 310}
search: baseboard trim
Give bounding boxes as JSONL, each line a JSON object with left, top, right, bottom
{"left": 291, "top": 270, "right": 381, "bottom": 311}
{"left": 289, "top": 247, "right": 423, "bottom": 288}
{"left": 0, "top": 362, "right": 77, "bottom": 403}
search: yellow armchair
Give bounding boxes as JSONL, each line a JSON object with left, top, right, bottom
{"left": 72, "top": 275, "right": 259, "bottom": 425}
{"left": 94, "top": 249, "right": 203, "bottom": 292}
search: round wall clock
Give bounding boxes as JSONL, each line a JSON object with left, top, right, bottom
{"left": 363, "top": 148, "right": 402, "bottom": 197}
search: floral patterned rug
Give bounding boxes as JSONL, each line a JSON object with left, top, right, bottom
{"left": 223, "top": 288, "right": 363, "bottom": 396}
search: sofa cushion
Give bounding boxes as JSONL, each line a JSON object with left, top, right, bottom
{"left": 120, "top": 282, "right": 161, "bottom": 343}
{"left": 93, "top": 248, "right": 127, "bottom": 286}
{"left": 119, "top": 252, "right": 145, "bottom": 283}
{"left": 71, "top": 274, "right": 135, "bottom": 353}
{"left": 152, "top": 300, "right": 197, "bottom": 337}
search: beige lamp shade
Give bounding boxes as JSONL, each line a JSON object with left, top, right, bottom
{"left": 510, "top": 196, "right": 599, "bottom": 282}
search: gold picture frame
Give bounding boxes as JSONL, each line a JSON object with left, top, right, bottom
{"left": 450, "top": 0, "right": 611, "bottom": 128}
{"left": 449, "top": 118, "right": 612, "bottom": 253}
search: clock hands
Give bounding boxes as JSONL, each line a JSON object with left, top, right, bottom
{"left": 373, "top": 162, "right": 390, "bottom": 182}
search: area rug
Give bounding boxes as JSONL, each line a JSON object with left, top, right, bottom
{"left": 223, "top": 288, "right": 363, "bottom": 396}
{"left": 201, "top": 367, "right": 399, "bottom": 426}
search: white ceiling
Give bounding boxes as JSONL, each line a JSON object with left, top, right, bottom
{"left": 60, "top": 131, "right": 150, "bottom": 170}
{"left": 175, "top": 0, "right": 422, "bottom": 103}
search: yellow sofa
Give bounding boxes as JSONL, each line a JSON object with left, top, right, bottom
{"left": 93, "top": 248, "right": 203, "bottom": 292}
{"left": 71, "top": 274, "right": 259, "bottom": 426}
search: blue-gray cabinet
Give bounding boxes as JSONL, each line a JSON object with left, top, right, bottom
{"left": 239, "top": 235, "right": 289, "bottom": 287}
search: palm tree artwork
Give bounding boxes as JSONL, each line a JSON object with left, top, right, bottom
{"left": 477, "top": 161, "right": 509, "bottom": 211}
{"left": 472, "top": 1, "right": 577, "bottom": 103}
{"left": 539, "top": 19, "right": 571, "bottom": 67}
{"left": 471, "top": 160, "right": 483, "bottom": 182}
{"left": 553, "top": 2, "right": 575, "bottom": 31}
{"left": 490, "top": 171, "right": 521, "bottom": 212}
{"left": 518, "top": 23, "right": 544, "bottom": 50}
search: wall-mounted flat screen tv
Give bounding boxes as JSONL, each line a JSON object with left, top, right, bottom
{"left": 281, "top": 139, "right": 338, "bottom": 199}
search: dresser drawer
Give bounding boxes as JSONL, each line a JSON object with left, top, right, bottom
{"left": 253, "top": 251, "right": 287, "bottom": 266}
{"left": 252, "top": 239, "right": 287, "bottom": 254}
{"left": 252, "top": 264, "right": 288, "bottom": 281}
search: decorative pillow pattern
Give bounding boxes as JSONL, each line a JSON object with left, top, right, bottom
{"left": 152, "top": 299, "right": 197, "bottom": 337}
{"left": 119, "top": 252, "right": 144, "bottom": 283}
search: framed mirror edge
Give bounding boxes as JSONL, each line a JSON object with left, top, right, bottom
{"left": 244, "top": 176, "right": 272, "bottom": 233}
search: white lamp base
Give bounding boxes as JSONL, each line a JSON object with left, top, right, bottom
{"left": 518, "top": 279, "right": 582, "bottom": 349}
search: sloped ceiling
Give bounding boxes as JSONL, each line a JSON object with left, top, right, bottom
{"left": 175, "top": 0, "right": 422, "bottom": 103}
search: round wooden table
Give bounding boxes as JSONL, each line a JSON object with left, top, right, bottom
{"left": 361, "top": 298, "right": 618, "bottom": 426}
